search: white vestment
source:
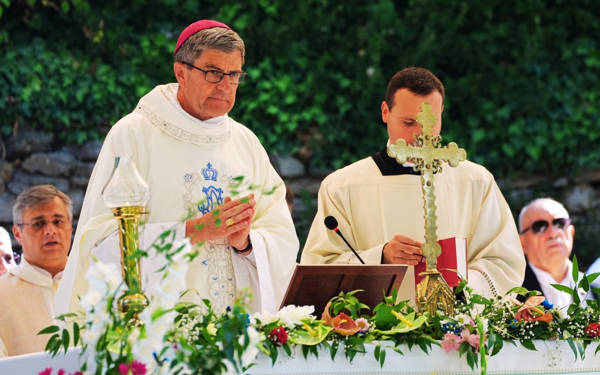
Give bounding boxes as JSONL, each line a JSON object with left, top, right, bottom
{"left": 301, "top": 151, "right": 525, "bottom": 304}
{"left": 55, "top": 83, "right": 299, "bottom": 315}
{"left": 0, "top": 259, "right": 62, "bottom": 357}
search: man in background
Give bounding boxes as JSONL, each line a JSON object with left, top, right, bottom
{"left": 519, "top": 197, "right": 592, "bottom": 308}
{"left": 0, "top": 185, "right": 72, "bottom": 357}
{"left": 0, "top": 227, "right": 15, "bottom": 275}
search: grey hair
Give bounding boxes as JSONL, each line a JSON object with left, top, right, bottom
{"left": 12, "top": 184, "right": 73, "bottom": 225}
{"left": 174, "top": 27, "right": 245, "bottom": 65}
{"left": 518, "top": 197, "right": 570, "bottom": 232}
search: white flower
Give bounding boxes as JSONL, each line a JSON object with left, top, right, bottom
{"left": 80, "top": 289, "right": 103, "bottom": 312}
{"left": 254, "top": 305, "right": 315, "bottom": 328}
{"left": 85, "top": 261, "right": 122, "bottom": 294}
{"left": 278, "top": 305, "right": 314, "bottom": 327}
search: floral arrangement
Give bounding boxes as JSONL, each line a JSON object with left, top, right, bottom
{"left": 40, "top": 234, "right": 600, "bottom": 375}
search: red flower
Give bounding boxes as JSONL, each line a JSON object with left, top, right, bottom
{"left": 58, "top": 370, "right": 65, "bottom": 375}
{"left": 119, "top": 361, "right": 147, "bottom": 375}
{"left": 585, "top": 322, "right": 600, "bottom": 337}
{"left": 268, "top": 326, "right": 288, "bottom": 344}
{"left": 38, "top": 369, "right": 53, "bottom": 375}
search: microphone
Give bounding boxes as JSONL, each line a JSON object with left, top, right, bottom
{"left": 324, "top": 216, "right": 365, "bottom": 264}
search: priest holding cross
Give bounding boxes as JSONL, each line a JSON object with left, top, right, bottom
{"left": 302, "top": 67, "right": 525, "bottom": 305}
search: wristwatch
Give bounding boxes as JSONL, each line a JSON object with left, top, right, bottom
{"left": 232, "top": 238, "right": 252, "bottom": 254}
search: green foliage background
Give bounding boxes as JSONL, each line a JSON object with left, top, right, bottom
{"left": 1, "top": 0, "right": 599, "bottom": 262}
{"left": 3, "top": 0, "right": 599, "bottom": 176}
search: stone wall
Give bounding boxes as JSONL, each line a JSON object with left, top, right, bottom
{"left": 0, "top": 130, "right": 101, "bottom": 256}
{"left": 2, "top": 130, "right": 599, "bottom": 267}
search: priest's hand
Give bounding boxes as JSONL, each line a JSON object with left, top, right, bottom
{"left": 185, "top": 194, "right": 256, "bottom": 249}
{"left": 382, "top": 234, "right": 424, "bottom": 266}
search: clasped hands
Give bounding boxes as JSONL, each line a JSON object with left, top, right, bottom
{"left": 185, "top": 193, "right": 256, "bottom": 253}
{"left": 382, "top": 234, "right": 425, "bottom": 266}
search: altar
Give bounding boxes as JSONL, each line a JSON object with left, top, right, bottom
{"left": 1, "top": 341, "right": 599, "bottom": 375}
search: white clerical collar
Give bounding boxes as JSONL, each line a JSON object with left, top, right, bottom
{"left": 386, "top": 139, "right": 416, "bottom": 168}
{"left": 165, "top": 84, "right": 228, "bottom": 128}
{"left": 10, "top": 257, "right": 63, "bottom": 288}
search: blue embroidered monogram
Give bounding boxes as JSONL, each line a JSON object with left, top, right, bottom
{"left": 195, "top": 163, "right": 224, "bottom": 214}
{"left": 198, "top": 185, "right": 224, "bottom": 214}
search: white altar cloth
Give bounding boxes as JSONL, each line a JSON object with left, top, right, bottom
{"left": 1, "top": 341, "right": 599, "bottom": 374}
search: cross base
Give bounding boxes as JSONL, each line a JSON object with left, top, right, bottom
{"left": 416, "top": 270, "right": 455, "bottom": 316}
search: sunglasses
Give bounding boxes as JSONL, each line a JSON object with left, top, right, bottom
{"left": 519, "top": 218, "right": 571, "bottom": 235}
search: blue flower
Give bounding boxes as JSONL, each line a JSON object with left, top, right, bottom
{"left": 441, "top": 321, "right": 458, "bottom": 334}
{"left": 541, "top": 300, "right": 553, "bottom": 310}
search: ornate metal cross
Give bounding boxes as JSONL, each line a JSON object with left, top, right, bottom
{"left": 387, "top": 102, "right": 466, "bottom": 315}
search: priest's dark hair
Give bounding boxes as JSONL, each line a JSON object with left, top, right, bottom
{"left": 174, "top": 27, "right": 246, "bottom": 66}
{"left": 385, "top": 67, "right": 445, "bottom": 109}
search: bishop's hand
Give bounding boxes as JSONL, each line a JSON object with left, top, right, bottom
{"left": 382, "top": 234, "right": 423, "bottom": 266}
{"left": 185, "top": 193, "right": 256, "bottom": 251}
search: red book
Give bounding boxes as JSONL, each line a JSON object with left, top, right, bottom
{"left": 414, "top": 237, "right": 467, "bottom": 288}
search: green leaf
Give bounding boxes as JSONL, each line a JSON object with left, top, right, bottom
{"left": 466, "top": 350, "right": 477, "bottom": 370}
{"left": 73, "top": 322, "right": 80, "bottom": 346}
{"left": 288, "top": 324, "right": 332, "bottom": 346}
{"left": 551, "top": 284, "right": 576, "bottom": 296}
{"left": 587, "top": 272, "right": 600, "bottom": 284}
{"left": 520, "top": 339, "right": 536, "bottom": 351}
{"left": 577, "top": 340, "right": 586, "bottom": 360}
{"left": 567, "top": 338, "right": 579, "bottom": 360}
{"left": 378, "top": 347, "right": 386, "bottom": 367}
{"left": 506, "top": 286, "right": 530, "bottom": 296}
{"left": 470, "top": 294, "right": 492, "bottom": 305}
{"left": 581, "top": 275, "right": 590, "bottom": 292}
{"left": 329, "top": 340, "right": 338, "bottom": 360}
{"left": 572, "top": 255, "right": 579, "bottom": 283}
{"left": 374, "top": 313, "right": 427, "bottom": 335}
{"left": 491, "top": 334, "right": 503, "bottom": 356}
{"left": 61, "top": 328, "right": 70, "bottom": 352}
{"left": 38, "top": 325, "right": 60, "bottom": 335}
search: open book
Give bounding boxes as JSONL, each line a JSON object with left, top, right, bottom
{"left": 414, "top": 237, "right": 467, "bottom": 288}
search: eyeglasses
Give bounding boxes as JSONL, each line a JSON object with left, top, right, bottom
{"left": 18, "top": 218, "right": 68, "bottom": 232}
{"left": 519, "top": 218, "right": 571, "bottom": 235}
{"left": 183, "top": 62, "right": 247, "bottom": 84}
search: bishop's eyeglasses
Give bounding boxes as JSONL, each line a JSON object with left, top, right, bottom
{"left": 183, "top": 62, "right": 247, "bottom": 84}
{"left": 17, "top": 218, "right": 68, "bottom": 232}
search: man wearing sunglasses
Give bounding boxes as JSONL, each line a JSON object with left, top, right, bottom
{"left": 56, "top": 20, "right": 298, "bottom": 317}
{"left": 518, "top": 198, "right": 591, "bottom": 308}
{"left": 0, "top": 185, "right": 72, "bottom": 357}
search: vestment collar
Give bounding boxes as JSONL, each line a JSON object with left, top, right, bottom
{"left": 9, "top": 258, "right": 62, "bottom": 288}
{"left": 135, "top": 83, "right": 232, "bottom": 146}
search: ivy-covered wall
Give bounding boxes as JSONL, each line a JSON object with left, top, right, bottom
{"left": 2, "top": 0, "right": 599, "bottom": 176}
